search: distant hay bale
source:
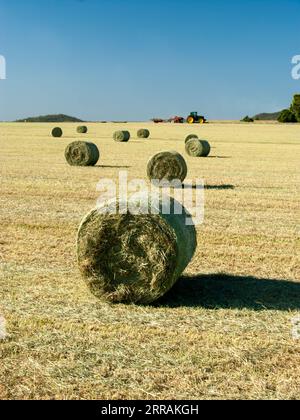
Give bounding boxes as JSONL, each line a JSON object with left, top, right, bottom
{"left": 185, "top": 134, "right": 198, "bottom": 144}
{"left": 185, "top": 139, "right": 211, "bottom": 157}
{"left": 147, "top": 151, "right": 188, "bottom": 183}
{"left": 77, "top": 194, "right": 197, "bottom": 304}
{"left": 113, "top": 131, "right": 131, "bottom": 142}
{"left": 65, "top": 141, "right": 99, "bottom": 166}
{"left": 52, "top": 127, "right": 63, "bottom": 138}
{"left": 137, "top": 129, "right": 150, "bottom": 139}
{"left": 77, "top": 126, "right": 88, "bottom": 134}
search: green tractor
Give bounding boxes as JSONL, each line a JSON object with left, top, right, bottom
{"left": 186, "top": 112, "right": 206, "bottom": 124}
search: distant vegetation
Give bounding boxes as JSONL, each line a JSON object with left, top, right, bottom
{"left": 277, "top": 109, "right": 297, "bottom": 123}
{"left": 277, "top": 94, "right": 300, "bottom": 123}
{"left": 290, "top": 94, "right": 300, "bottom": 121}
{"left": 241, "top": 115, "right": 254, "bottom": 123}
{"left": 251, "top": 94, "right": 300, "bottom": 122}
{"left": 252, "top": 111, "right": 282, "bottom": 121}
{"left": 16, "top": 114, "right": 84, "bottom": 123}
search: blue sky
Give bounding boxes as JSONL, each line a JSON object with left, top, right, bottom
{"left": 0, "top": 0, "right": 300, "bottom": 121}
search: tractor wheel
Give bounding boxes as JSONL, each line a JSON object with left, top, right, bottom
{"left": 198, "top": 118, "right": 204, "bottom": 124}
{"left": 187, "top": 116, "right": 194, "bottom": 124}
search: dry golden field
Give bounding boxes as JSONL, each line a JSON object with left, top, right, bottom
{"left": 0, "top": 121, "right": 299, "bottom": 400}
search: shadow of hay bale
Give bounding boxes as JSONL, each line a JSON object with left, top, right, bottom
{"left": 182, "top": 184, "right": 235, "bottom": 190}
{"left": 156, "top": 274, "right": 300, "bottom": 311}
{"left": 206, "top": 156, "right": 232, "bottom": 159}
{"left": 205, "top": 184, "right": 235, "bottom": 190}
{"left": 95, "top": 165, "right": 132, "bottom": 169}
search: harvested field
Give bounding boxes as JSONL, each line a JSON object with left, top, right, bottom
{"left": 0, "top": 122, "right": 299, "bottom": 400}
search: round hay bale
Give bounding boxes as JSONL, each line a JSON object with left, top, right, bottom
{"left": 52, "top": 127, "right": 63, "bottom": 138}
{"left": 77, "top": 126, "right": 88, "bottom": 134}
{"left": 137, "top": 129, "right": 150, "bottom": 139}
{"left": 113, "top": 131, "right": 130, "bottom": 142}
{"left": 77, "top": 194, "right": 197, "bottom": 304}
{"left": 65, "top": 141, "right": 100, "bottom": 166}
{"left": 147, "top": 151, "right": 188, "bottom": 183}
{"left": 185, "top": 139, "right": 211, "bottom": 157}
{"left": 185, "top": 134, "right": 198, "bottom": 144}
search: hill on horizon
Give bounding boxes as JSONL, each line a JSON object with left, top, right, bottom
{"left": 16, "top": 114, "right": 84, "bottom": 123}
{"left": 252, "top": 111, "right": 282, "bottom": 121}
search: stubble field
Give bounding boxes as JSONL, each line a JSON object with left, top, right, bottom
{"left": 0, "top": 121, "right": 299, "bottom": 400}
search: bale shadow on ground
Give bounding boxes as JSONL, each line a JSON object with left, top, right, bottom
{"left": 95, "top": 165, "right": 132, "bottom": 169}
{"left": 156, "top": 274, "right": 300, "bottom": 311}
{"left": 182, "top": 184, "right": 235, "bottom": 190}
{"left": 205, "top": 184, "right": 235, "bottom": 190}
{"left": 206, "top": 156, "right": 232, "bottom": 159}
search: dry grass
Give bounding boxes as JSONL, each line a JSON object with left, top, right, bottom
{"left": 0, "top": 122, "right": 299, "bottom": 400}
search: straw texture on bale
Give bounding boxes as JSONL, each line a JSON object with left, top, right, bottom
{"left": 52, "top": 127, "right": 63, "bottom": 138}
{"left": 65, "top": 141, "right": 100, "bottom": 166}
{"left": 77, "top": 126, "right": 88, "bottom": 134}
{"left": 147, "top": 151, "right": 188, "bottom": 183}
{"left": 113, "top": 131, "right": 130, "bottom": 142}
{"left": 185, "top": 134, "right": 198, "bottom": 144}
{"left": 0, "top": 314, "right": 6, "bottom": 340}
{"left": 137, "top": 129, "right": 150, "bottom": 139}
{"left": 77, "top": 194, "right": 197, "bottom": 304}
{"left": 185, "top": 139, "right": 211, "bottom": 157}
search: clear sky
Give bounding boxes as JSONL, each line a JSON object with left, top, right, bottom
{"left": 0, "top": 0, "right": 300, "bottom": 121}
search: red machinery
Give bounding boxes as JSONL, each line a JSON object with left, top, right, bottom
{"left": 170, "top": 116, "right": 185, "bottom": 123}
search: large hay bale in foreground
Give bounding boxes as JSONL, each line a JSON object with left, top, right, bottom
{"left": 185, "top": 139, "right": 211, "bottom": 157}
{"left": 137, "top": 129, "right": 150, "bottom": 139}
{"left": 113, "top": 131, "right": 130, "bottom": 142}
{"left": 52, "top": 127, "right": 63, "bottom": 138}
{"left": 65, "top": 141, "right": 99, "bottom": 166}
{"left": 185, "top": 134, "right": 198, "bottom": 144}
{"left": 77, "top": 126, "right": 88, "bottom": 134}
{"left": 77, "top": 194, "right": 197, "bottom": 304}
{"left": 147, "top": 151, "right": 188, "bottom": 183}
